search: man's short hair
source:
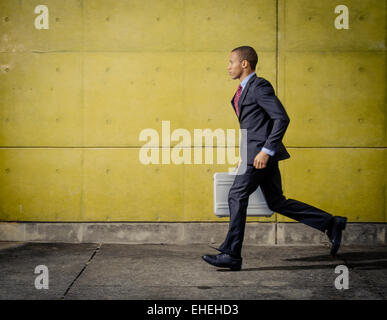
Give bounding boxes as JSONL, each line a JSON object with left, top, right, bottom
{"left": 232, "top": 46, "right": 258, "bottom": 70}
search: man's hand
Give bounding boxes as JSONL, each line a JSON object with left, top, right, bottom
{"left": 254, "top": 150, "right": 270, "bottom": 169}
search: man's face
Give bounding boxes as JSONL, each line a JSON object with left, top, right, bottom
{"left": 228, "top": 51, "right": 243, "bottom": 80}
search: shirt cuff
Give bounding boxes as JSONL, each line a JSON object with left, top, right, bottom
{"left": 262, "top": 147, "right": 275, "bottom": 156}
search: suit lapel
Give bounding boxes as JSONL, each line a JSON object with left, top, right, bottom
{"left": 231, "top": 92, "right": 237, "bottom": 115}
{"left": 230, "top": 73, "right": 257, "bottom": 121}
{"left": 237, "top": 73, "right": 256, "bottom": 120}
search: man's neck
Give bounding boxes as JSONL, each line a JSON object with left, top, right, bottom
{"left": 239, "top": 70, "right": 254, "bottom": 83}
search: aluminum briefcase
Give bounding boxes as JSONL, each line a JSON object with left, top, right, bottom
{"left": 213, "top": 172, "right": 274, "bottom": 218}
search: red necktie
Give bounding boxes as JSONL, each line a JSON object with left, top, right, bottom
{"left": 234, "top": 84, "right": 242, "bottom": 117}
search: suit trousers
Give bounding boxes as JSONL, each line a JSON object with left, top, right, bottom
{"left": 217, "top": 158, "right": 334, "bottom": 258}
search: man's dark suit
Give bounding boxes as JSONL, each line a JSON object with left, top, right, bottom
{"left": 217, "top": 73, "right": 334, "bottom": 258}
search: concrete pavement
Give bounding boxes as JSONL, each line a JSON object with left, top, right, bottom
{"left": 0, "top": 241, "right": 386, "bottom": 300}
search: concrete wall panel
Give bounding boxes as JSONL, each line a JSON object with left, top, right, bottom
{"left": 0, "top": 53, "right": 83, "bottom": 146}
{"left": 279, "top": 0, "right": 386, "bottom": 51}
{"left": 279, "top": 52, "right": 386, "bottom": 147}
{"left": 0, "top": 0, "right": 83, "bottom": 52}
{"left": 279, "top": 148, "right": 385, "bottom": 223}
{"left": 0, "top": 148, "right": 83, "bottom": 221}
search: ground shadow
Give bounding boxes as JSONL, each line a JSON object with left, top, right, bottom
{"left": 217, "top": 251, "right": 387, "bottom": 272}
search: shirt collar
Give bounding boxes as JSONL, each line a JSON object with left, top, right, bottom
{"left": 240, "top": 71, "right": 256, "bottom": 91}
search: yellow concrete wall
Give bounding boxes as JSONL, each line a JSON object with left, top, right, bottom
{"left": 0, "top": 0, "right": 385, "bottom": 223}
{"left": 277, "top": 0, "right": 386, "bottom": 223}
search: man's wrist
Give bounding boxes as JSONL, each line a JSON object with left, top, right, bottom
{"left": 262, "top": 147, "right": 275, "bottom": 157}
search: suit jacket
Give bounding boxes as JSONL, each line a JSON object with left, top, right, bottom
{"left": 231, "top": 73, "right": 291, "bottom": 164}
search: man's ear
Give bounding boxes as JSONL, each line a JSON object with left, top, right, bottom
{"left": 242, "top": 60, "right": 251, "bottom": 70}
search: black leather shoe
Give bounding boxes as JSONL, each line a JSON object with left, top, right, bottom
{"left": 202, "top": 253, "right": 242, "bottom": 271}
{"left": 327, "top": 216, "right": 347, "bottom": 256}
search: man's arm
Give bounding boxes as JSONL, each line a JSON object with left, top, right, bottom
{"left": 254, "top": 82, "right": 290, "bottom": 153}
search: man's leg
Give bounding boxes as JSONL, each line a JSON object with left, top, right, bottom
{"left": 260, "top": 160, "right": 333, "bottom": 232}
{"left": 217, "top": 163, "right": 270, "bottom": 258}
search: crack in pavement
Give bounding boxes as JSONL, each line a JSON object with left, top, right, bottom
{"left": 60, "top": 243, "right": 102, "bottom": 300}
